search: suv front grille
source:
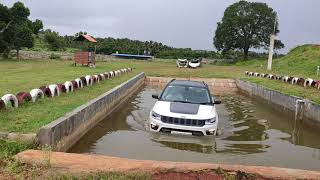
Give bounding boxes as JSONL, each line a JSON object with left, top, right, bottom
{"left": 161, "top": 116, "right": 205, "bottom": 127}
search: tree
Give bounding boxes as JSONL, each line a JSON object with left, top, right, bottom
{"left": 213, "top": 1, "right": 284, "bottom": 59}
{"left": 0, "top": 2, "right": 37, "bottom": 58}
{"left": 0, "top": 3, "right": 11, "bottom": 54}
{"left": 8, "top": 2, "right": 33, "bottom": 59}
{"left": 44, "top": 29, "right": 64, "bottom": 51}
{"left": 11, "top": 22, "right": 33, "bottom": 59}
{"left": 32, "top": 19, "right": 43, "bottom": 35}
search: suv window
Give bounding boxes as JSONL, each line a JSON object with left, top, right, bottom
{"left": 160, "top": 85, "right": 211, "bottom": 104}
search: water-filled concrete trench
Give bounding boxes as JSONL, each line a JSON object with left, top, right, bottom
{"left": 69, "top": 85, "right": 320, "bottom": 171}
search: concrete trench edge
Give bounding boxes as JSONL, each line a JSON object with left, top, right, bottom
{"left": 15, "top": 150, "right": 320, "bottom": 179}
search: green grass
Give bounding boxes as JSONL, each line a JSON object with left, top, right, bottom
{"left": 0, "top": 140, "right": 42, "bottom": 179}
{"left": 234, "top": 44, "right": 320, "bottom": 103}
{"left": 0, "top": 59, "right": 138, "bottom": 133}
{"left": 242, "top": 77, "right": 320, "bottom": 102}
{"left": 236, "top": 44, "right": 320, "bottom": 78}
{"left": 0, "top": 140, "right": 151, "bottom": 179}
{"left": 0, "top": 140, "right": 32, "bottom": 160}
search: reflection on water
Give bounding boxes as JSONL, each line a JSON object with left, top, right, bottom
{"left": 69, "top": 86, "right": 320, "bottom": 171}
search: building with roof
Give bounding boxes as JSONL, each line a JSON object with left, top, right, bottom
{"left": 74, "top": 34, "right": 97, "bottom": 67}
{"left": 111, "top": 53, "right": 153, "bottom": 60}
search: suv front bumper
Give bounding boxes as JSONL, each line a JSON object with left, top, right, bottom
{"left": 149, "top": 116, "right": 217, "bottom": 136}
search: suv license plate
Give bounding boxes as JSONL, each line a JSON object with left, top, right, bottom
{"left": 171, "top": 131, "right": 192, "bottom": 135}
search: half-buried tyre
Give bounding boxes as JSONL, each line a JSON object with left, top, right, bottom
{"left": 30, "top": 89, "right": 44, "bottom": 102}
{"left": 16, "top": 92, "right": 32, "bottom": 106}
{"left": 0, "top": 99, "right": 5, "bottom": 110}
{"left": 40, "top": 86, "right": 52, "bottom": 97}
{"left": 85, "top": 75, "right": 93, "bottom": 86}
{"left": 109, "top": 71, "right": 114, "bottom": 77}
{"left": 80, "top": 76, "right": 87, "bottom": 86}
{"left": 75, "top": 78, "right": 84, "bottom": 88}
{"left": 93, "top": 75, "right": 99, "bottom": 84}
{"left": 99, "top": 74, "right": 105, "bottom": 81}
{"left": 64, "top": 81, "right": 74, "bottom": 93}
{"left": 71, "top": 80, "right": 78, "bottom": 90}
{"left": 1, "top": 94, "right": 19, "bottom": 109}
{"left": 104, "top": 72, "right": 110, "bottom": 79}
{"left": 48, "top": 84, "right": 60, "bottom": 97}
{"left": 57, "top": 84, "right": 66, "bottom": 93}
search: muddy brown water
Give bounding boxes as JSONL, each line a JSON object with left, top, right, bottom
{"left": 69, "top": 86, "right": 320, "bottom": 171}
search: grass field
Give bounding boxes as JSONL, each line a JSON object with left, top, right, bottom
{"left": 0, "top": 60, "right": 139, "bottom": 133}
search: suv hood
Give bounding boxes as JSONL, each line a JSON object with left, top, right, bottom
{"left": 153, "top": 101, "right": 216, "bottom": 119}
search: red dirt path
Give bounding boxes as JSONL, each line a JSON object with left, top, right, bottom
{"left": 15, "top": 150, "right": 320, "bottom": 180}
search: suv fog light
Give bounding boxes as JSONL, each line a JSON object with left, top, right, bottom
{"left": 150, "top": 123, "right": 159, "bottom": 130}
{"left": 206, "top": 129, "right": 215, "bottom": 135}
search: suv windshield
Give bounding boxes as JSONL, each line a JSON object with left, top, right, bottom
{"left": 160, "top": 85, "right": 211, "bottom": 104}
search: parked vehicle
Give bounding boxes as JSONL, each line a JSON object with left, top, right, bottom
{"left": 149, "top": 79, "right": 221, "bottom": 136}
{"left": 176, "top": 59, "right": 188, "bottom": 68}
{"left": 188, "top": 59, "right": 201, "bottom": 68}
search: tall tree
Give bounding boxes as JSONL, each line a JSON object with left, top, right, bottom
{"left": 11, "top": 22, "right": 33, "bottom": 59}
{"left": 213, "top": 1, "right": 284, "bottom": 59}
{"left": 0, "top": 2, "right": 36, "bottom": 58}
{"left": 44, "top": 29, "right": 64, "bottom": 51}
{"left": 0, "top": 4, "right": 11, "bottom": 54}
{"left": 32, "top": 19, "right": 43, "bottom": 35}
{"left": 8, "top": 2, "right": 33, "bottom": 59}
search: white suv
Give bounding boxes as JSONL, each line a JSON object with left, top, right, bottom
{"left": 149, "top": 79, "right": 221, "bottom": 136}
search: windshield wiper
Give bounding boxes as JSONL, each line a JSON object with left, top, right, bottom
{"left": 199, "top": 102, "right": 212, "bottom": 105}
{"left": 172, "top": 100, "right": 189, "bottom": 103}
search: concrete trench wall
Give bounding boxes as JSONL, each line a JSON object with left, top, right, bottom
{"left": 236, "top": 79, "right": 320, "bottom": 129}
{"left": 36, "top": 76, "right": 320, "bottom": 152}
{"left": 145, "top": 77, "right": 238, "bottom": 95}
{"left": 37, "top": 72, "right": 145, "bottom": 152}
{"left": 36, "top": 75, "right": 238, "bottom": 151}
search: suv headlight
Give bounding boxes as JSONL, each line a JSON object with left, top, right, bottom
{"left": 151, "top": 111, "right": 161, "bottom": 120}
{"left": 206, "top": 117, "right": 216, "bottom": 124}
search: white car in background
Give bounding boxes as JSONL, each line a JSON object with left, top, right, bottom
{"left": 149, "top": 79, "right": 221, "bottom": 136}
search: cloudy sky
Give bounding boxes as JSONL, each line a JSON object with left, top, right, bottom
{"left": 2, "top": 0, "right": 320, "bottom": 53}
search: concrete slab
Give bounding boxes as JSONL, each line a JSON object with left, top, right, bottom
{"left": 145, "top": 76, "right": 238, "bottom": 95}
{"left": 16, "top": 150, "right": 320, "bottom": 179}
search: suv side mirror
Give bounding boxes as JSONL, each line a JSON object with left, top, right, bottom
{"left": 213, "top": 100, "right": 221, "bottom": 104}
{"left": 152, "top": 94, "right": 159, "bottom": 99}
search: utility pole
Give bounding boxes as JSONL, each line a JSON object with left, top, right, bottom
{"left": 267, "top": 17, "right": 277, "bottom": 71}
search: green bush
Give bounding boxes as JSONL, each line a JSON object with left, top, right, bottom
{"left": 49, "top": 53, "right": 61, "bottom": 59}
{"left": 0, "top": 140, "right": 32, "bottom": 160}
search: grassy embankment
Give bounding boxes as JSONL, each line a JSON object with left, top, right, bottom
{"left": 237, "top": 44, "right": 320, "bottom": 103}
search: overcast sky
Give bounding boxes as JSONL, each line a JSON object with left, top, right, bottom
{"left": 2, "top": 0, "right": 320, "bottom": 53}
